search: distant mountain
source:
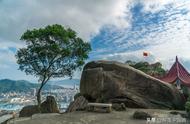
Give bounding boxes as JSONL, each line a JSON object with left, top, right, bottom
{"left": 48, "top": 79, "right": 80, "bottom": 86}
{"left": 0, "top": 79, "right": 62, "bottom": 93}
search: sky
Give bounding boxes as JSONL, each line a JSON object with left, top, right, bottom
{"left": 1, "top": 0, "right": 190, "bottom": 82}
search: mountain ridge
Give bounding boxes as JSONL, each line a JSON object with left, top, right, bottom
{"left": 0, "top": 79, "right": 61, "bottom": 93}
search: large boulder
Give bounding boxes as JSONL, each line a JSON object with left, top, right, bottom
{"left": 80, "top": 61, "right": 185, "bottom": 110}
{"left": 19, "top": 96, "right": 59, "bottom": 117}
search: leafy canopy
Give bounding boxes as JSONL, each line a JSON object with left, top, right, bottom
{"left": 125, "top": 60, "right": 166, "bottom": 77}
{"left": 16, "top": 24, "right": 91, "bottom": 82}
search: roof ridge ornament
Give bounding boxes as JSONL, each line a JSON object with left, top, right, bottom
{"left": 176, "top": 56, "right": 179, "bottom": 77}
{"left": 176, "top": 56, "right": 178, "bottom": 62}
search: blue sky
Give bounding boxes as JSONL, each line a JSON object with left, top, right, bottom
{"left": 1, "top": 0, "right": 190, "bottom": 82}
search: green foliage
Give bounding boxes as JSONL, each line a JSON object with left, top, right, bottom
{"left": 185, "top": 96, "right": 190, "bottom": 115}
{"left": 16, "top": 24, "right": 91, "bottom": 81}
{"left": 188, "top": 96, "right": 190, "bottom": 101}
{"left": 74, "top": 93, "right": 82, "bottom": 100}
{"left": 125, "top": 61, "right": 166, "bottom": 77}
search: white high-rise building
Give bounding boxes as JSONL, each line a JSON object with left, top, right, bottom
{"left": 31, "top": 88, "right": 37, "bottom": 97}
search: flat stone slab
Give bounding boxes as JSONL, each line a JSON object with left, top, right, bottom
{"left": 88, "top": 103, "right": 112, "bottom": 107}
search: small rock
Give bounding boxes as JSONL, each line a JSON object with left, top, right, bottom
{"left": 133, "top": 111, "right": 152, "bottom": 120}
{"left": 170, "top": 111, "right": 179, "bottom": 115}
{"left": 19, "top": 105, "right": 39, "bottom": 117}
{"left": 66, "top": 96, "right": 88, "bottom": 113}
{"left": 112, "top": 103, "right": 126, "bottom": 111}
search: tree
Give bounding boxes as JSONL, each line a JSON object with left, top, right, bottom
{"left": 125, "top": 61, "right": 166, "bottom": 77}
{"left": 16, "top": 24, "right": 91, "bottom": 109}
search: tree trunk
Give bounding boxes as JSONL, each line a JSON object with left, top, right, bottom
{"left": 36, "top": 83, "right": 45, "bottom": 112}
{"left": 36, "top": 76, "right": 51, "bottom": 112}
{"left": 37, "top": 90, "right": 41, "bottom": 111}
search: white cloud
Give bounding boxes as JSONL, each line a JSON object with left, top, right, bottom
{"left": 95, "top": 0, "right": 190, "bottom": 71}
{"left": 140, "top": 0, "right": 190, "bottom": 12}
{"left": 0, "top": 0, "right": 130, "bottom": 41}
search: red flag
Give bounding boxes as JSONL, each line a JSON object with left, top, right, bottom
{"left": 143, "top": 52, "right": 148, "bottom": 57}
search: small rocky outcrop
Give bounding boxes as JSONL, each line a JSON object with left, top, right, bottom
{"left": 112, "top": 103, "right": 126, "bottom": 111}
{"left": 41, "top": 96, "right": 59, "bottom": 113}
{"left": 66, "top": 96, "right": 88, "bottom": 113}
{"left": 19, "top": 96, "right": 59, "bottom": 117}
{"left": 80, "top": 61, "right": 185, "bottom": 110}
{"left": 133, "top": 111, "right": 152, "bottom": 120}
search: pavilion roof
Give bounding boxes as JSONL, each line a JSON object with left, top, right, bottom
{"left": 160, "top": 56, "right": 190, "bottom": 87}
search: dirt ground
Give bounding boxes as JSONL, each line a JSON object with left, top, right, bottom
{"left": 7, "top": 108, "right": 189, "bottom": 124}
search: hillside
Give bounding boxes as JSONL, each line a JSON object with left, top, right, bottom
{"left": 0, "top": 79, "right": 61, "bottom": 93}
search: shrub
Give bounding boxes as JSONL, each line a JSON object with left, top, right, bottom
{"left": 74, "top": 93, "right": 82, "bottom": 100}
{"left": 185, "top": 101, "right": 190, "bottom": 112}
{"left": 185, "top": 96, "right": 190, "bottom": 117}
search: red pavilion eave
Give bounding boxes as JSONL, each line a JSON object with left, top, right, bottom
{"left": 160, "top": 56, "right": 190, "bottom": 87}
